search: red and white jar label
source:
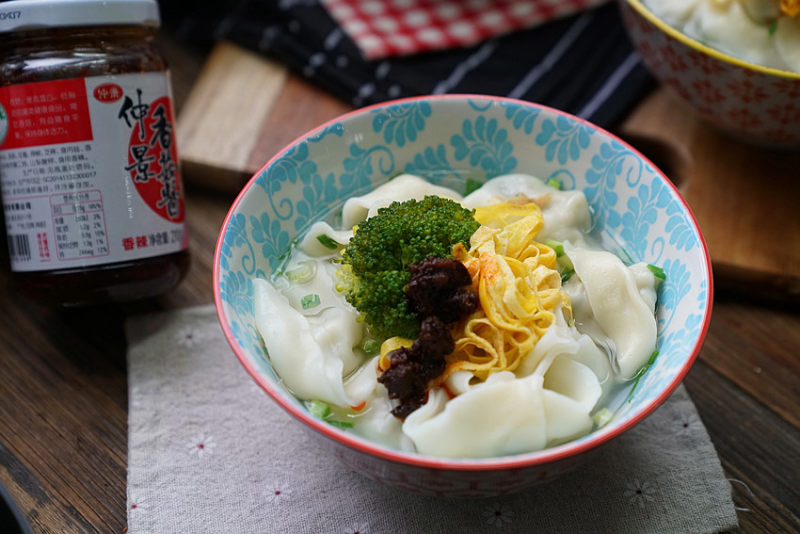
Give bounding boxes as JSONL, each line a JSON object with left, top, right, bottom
{"left": 0, "top": 72, "right": 187, "bottom": 272}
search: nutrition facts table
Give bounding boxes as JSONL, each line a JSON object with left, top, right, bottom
{"left": 50, "top": 190, "right": 109, "bottom": 261}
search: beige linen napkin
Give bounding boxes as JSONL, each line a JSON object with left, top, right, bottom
{"left": 126, "top": 305, "right": 738, "bottom": 533}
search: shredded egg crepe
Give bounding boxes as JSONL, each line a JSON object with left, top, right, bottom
{"left": 782, "top": 0, "right": 800, "bottom": 17}
{"left": 442, "top": 200, "right": 572, "bottom": 383}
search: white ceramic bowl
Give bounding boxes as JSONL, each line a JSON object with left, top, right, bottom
{"left": 214, "top": 95, "right": 713, "bottom": 497}
{"left": 620, "top": 0, "right": 800, "bottom": 148}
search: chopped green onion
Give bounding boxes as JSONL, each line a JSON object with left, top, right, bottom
{"left": 545, "top": 177, "right": 562, "bottom": 190}
{"left": 327, "top": 420, "right": 354, "bottom": 428}
{"left": 557, "top": 253, "right": 574, "bottom": 271}
{"left": 626, "top": 350, "right": 659, "bottom": 403}
{"left": 592, "top": 408, "right": 614, "bottom": 428}
{"left": 545, "top": 239, "right": 565, "bottom": 257}
{"left": 647, "top": 264, "right": 666, "bottom": 281}
{"left": 286, "top": 261, "right": 316, "bottom": 284}
{"left": 306, "top": 400, "right": 330, "bottom": 419}
{"left": 768, "top": 21, "right": 778, "bottom": 35}
{"left": 362, "top": 338, "right": 381, "bottom": 355}
{"left": 464, "top": 178, "right": 484, "bottom": 196}
{"left": 301, "top": 293, "right": 321, "bottom": 309}
{"left": 276, "top": 237, "right": 300, "bottom": 263}
{"left": 618, "top": 247, "right": 634, "bottom": 265}
{"left": 316, "top": 234, "right": 340, "bottom": 250}
{"left": 306, "top": 400, "right": 354, "bottom": 428}
{"left": 550, "top": 240, "right": 576, "bottom": 284}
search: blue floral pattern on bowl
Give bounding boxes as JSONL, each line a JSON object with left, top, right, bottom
{"left": 216, "top": 95, "right": 711, "bottom": 464}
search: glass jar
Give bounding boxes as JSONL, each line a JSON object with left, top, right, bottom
{"left": 0, "top": 0, "right": 189, "bottom": 305}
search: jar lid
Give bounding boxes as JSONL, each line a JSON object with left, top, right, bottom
{"left": 0, "top": 0, "right": 160, "bottom": 34}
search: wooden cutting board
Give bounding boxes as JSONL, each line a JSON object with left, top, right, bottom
{"left": 178, "top": 42, "right": 800, "bottom": 302}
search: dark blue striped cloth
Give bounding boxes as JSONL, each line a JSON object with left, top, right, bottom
{"left": 161, "top": 0, "right": 653, "bottom": 129}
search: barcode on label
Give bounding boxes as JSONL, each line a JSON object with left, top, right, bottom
{"left": 8, "top": 234, "right": 31, "bottom": 262}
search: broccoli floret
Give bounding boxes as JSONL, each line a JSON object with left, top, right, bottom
{"left": 338, "top": 196, "right": 480, "bottom": 339}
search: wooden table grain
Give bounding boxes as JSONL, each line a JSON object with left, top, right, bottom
{"left": 1, "top": 33, "right": 799, "bottom": 534}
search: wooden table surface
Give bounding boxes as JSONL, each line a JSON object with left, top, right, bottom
{"left": 1, "top": 32, "right": 799, "bottom": 534}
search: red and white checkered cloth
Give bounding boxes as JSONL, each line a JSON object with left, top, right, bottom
{"left": 320, "top": 0, "right": 609, "bottom": 60}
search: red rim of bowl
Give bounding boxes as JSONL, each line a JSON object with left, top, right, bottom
{"left": 213, "top": 94, "right": 714, "bottom": 471}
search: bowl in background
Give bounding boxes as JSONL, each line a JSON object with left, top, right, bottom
{"left": 214, "top": 95, "right": 713, "bottom": 497}
{"left": 619, "top": 0, "right": 800, "bottom": 149}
